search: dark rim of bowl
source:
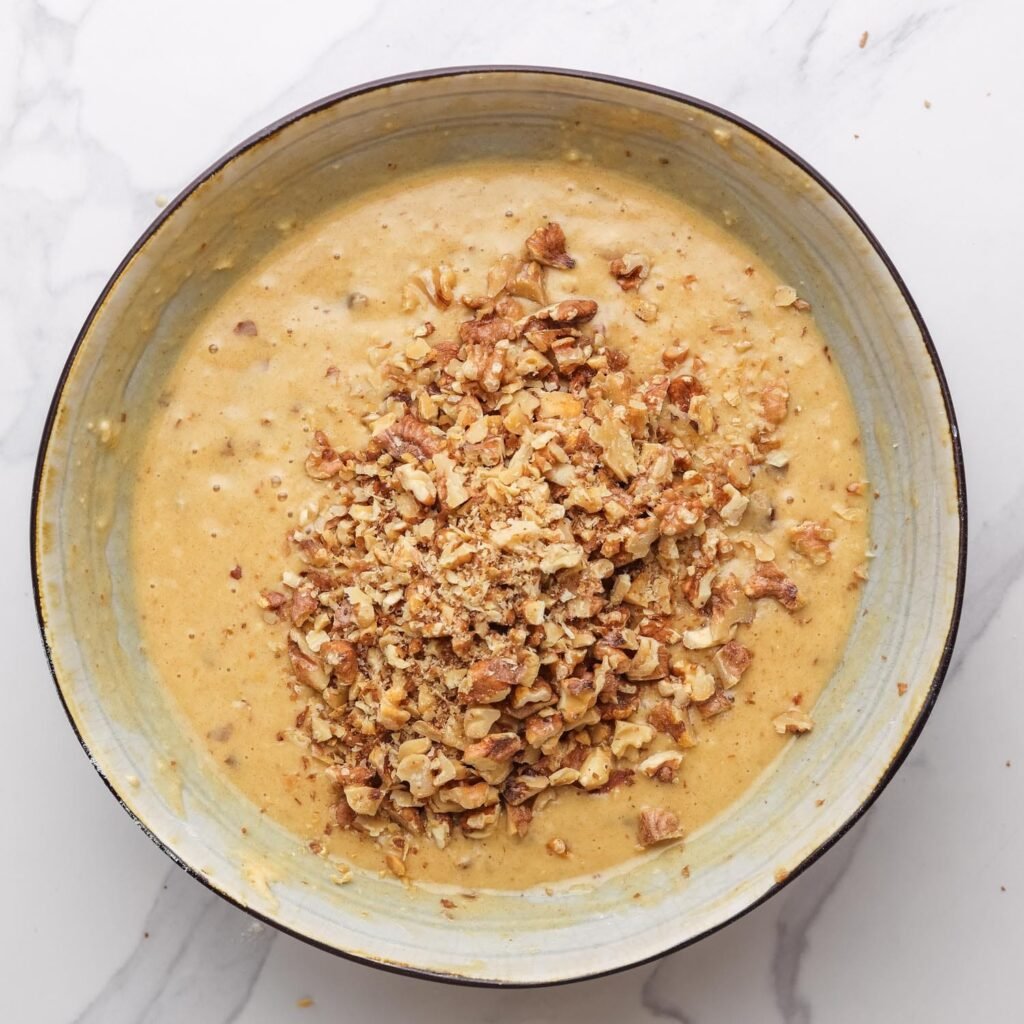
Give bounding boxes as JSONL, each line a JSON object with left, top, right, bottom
{"left": 30, "top": 65, "right": 967, "bottom": 989}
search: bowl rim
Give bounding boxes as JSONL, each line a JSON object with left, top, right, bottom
{"left": 30, "top": 64, "right": 968, "bottom": 988}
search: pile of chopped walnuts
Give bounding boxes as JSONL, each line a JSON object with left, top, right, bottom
{"left": 260, "top": 222, "right": 826, "bottom": 871}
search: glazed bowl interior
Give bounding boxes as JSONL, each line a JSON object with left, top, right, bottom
{"left": 34, "top": 69, "right": 964, "bottom": 985}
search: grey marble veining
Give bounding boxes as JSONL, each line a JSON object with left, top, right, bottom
{"left": 2, "top": 0, "right": 1021, "bottom": 1021}
{"left": 75, "top": 869, "right": 274, "bottom": 1024}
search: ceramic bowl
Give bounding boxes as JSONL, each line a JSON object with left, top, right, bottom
{"left": 32, "top": 68, "right": 966, "bottom": 985}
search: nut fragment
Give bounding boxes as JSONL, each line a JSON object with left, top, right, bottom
{"left": 760, "top": 379, "right": 790, "bottom": 424}
{"left": 444, "top": 782, "right": 499, "bottom": 810}
{"left": 638, "top": 807, "right": 684, "bottom": 847}
{"left": 395, "top": 463, "right": 437, "bottom": 506}
{"left": 773, "top": 285, "right": 798, "bottom": 307}
{"left": 524, "top": 712, "right": 563, "bottom": 747}
{"left": 526, "top": 222, "right": 575, "bottom": 269}
{"left": 464, "top": 706, "right": 501, "bottom": 739}
{"left": 378, "top": 687, "right": 411, "bottom": 730}
{"left": 610, "top": 252, "right": 650, "bottom": 291}
{"left": 713, "top": 641, "right": 753, "bottom": 688}
{"left": 378, "top": 414, "right": 441, "bottom": 462}
{"left": 633, "top": 300, "right": 659, "bottom": 322}
{"left": 344, "top": 786, "right": 384, "bottom": 816}
{"left": 773, "top": 707, "right": 814, "bottom": 734}
{"left": 745, "top": 562, "right": 801, "bottom": 610}
{"left": 610, "top": 720, "right": 656, "bottom": 757}
{"left": 579, "top": 746, "right": 613, "bottom": 790}
{"left": 411, "top": 264, "right": 456, "bottom": 309}
{"left": 506, "top": 802, "right": 533, "bottom": 838}
{"left": 590, "top": 413, "right": 639, "bottom": 482}
{"left": 637, "top": 750, "right": 683, "bottom": 781}
{"left": 465, "top": 659, "right": 519, "bottom": 704}
{"left": 396, "top": 754, "right": 435, "bottom": 800}
{"left": 463, "top": 732, "right": 523, "bottom": 768}
{"left": 320, "top": 640, "right": 358, "bottom": 683}
{"left": 788, "top": 520, "right": 835, "bottom": 565}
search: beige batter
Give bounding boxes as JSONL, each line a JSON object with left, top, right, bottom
{"left": 131, "top": 161, "right": 868, "bottom": 888}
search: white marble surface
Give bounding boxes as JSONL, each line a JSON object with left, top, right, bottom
{"left": 1, "top": 0, "right": 1020, "bottom": 1020}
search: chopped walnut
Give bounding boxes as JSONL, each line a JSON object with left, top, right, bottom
{"left": 463, "top": 732, "right": 523, "bottom": 768}
{"left": 377, "top": 414, "right": 442, "bottom": 463}
{"left": 773, "top": 707, "right": 814, "bottom": 734}
{"left": 638, "top": 807, "right": 684, "bottom": 847}
{"left": 465, "top": 659, "right": 520, "bottom": 704}
{"left": 634, "top": 300, "right": 659, "bottom": 323}
{"left": 410, "top": 264, "right": 456, "bottom": 309}
{"left": 526, "top": 222, "right": 575, "bottom": 269}
{"left": 667, "top": 374, "right": 703, "bottom": 412}
{"left": 713, "top": 640, "right": 752, "bottom": 688}
{"left": 305, "top": 430, "right": 346, "bottom": 480}
{"left": 648, "top": 700, "right": 689, "bottom": 743}
{"left": 788, "top": 520, "right": 836, "bottom": 565}
{"left": 506, "top": 802, "right": 533, "bottom": 838}
{"left": 344, "top": 785, "right": 384, "bottom": 816}
{"left": 745, "top": 562, "right": 802, "bottom": 611}
{"left": 696, "top": 690, "right": 733, "bottom": 719}
{"left": 394, "top": 463, "right": 436, "bottom": 506}
{"left": 638, "top": 750, "right": 683, "bottom": 781}
{"left": 320, "top": 639, "right": 358, "bottom": 683}
{"left": 610, "top": 253, "right": 650, "bottom": 291}
{"left": 579, "top": 746, "right": 613, "bottom": 790}
{"left": 760, "top": 379, "right": 790, "bottom": 424}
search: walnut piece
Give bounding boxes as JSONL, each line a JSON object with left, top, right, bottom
{"left": 760, "top": 379, "right": 790, "bottom": 424}
{"left": 525, "top": 222, "right": 575, "bottom": 269}
{"left": 610, "top": 253, "right": 650, "bottom": 291}
{"left": 713, "top": 640, "right": 752, "bottom": 688}
{"left": 789, "top": 520, "right": 836, "bottom": 565}
{"left": 378, "top": 414, "right": 442, "bottom": 463}
{"left": 745, "top": 562, "right": 802, "bottom": 611}
{"left": 465, "top": 659, "right": 520, "bottom": 704}
{"left": 638, "top": 807, "right": 684, "bottom": 847}
{"left": 410, "top": 264, "right": 456, "bottom": 309}
{"left": 773, "top": 707, "right": 814, "bottom": 734}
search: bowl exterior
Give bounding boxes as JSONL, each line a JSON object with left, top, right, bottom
{"left": 32, "top": 68, "right": 965, "bottom": 985}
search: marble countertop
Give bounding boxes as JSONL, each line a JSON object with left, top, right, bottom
{"left": 2, "top": 0, "right": 1020, "bottom": 1020}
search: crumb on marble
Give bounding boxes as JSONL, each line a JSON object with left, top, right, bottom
{"left": 859, "top": 30, "right": 869, "bottom": 48}
{"left": 897, "top": 682, "right": 908, "bottom": 696}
